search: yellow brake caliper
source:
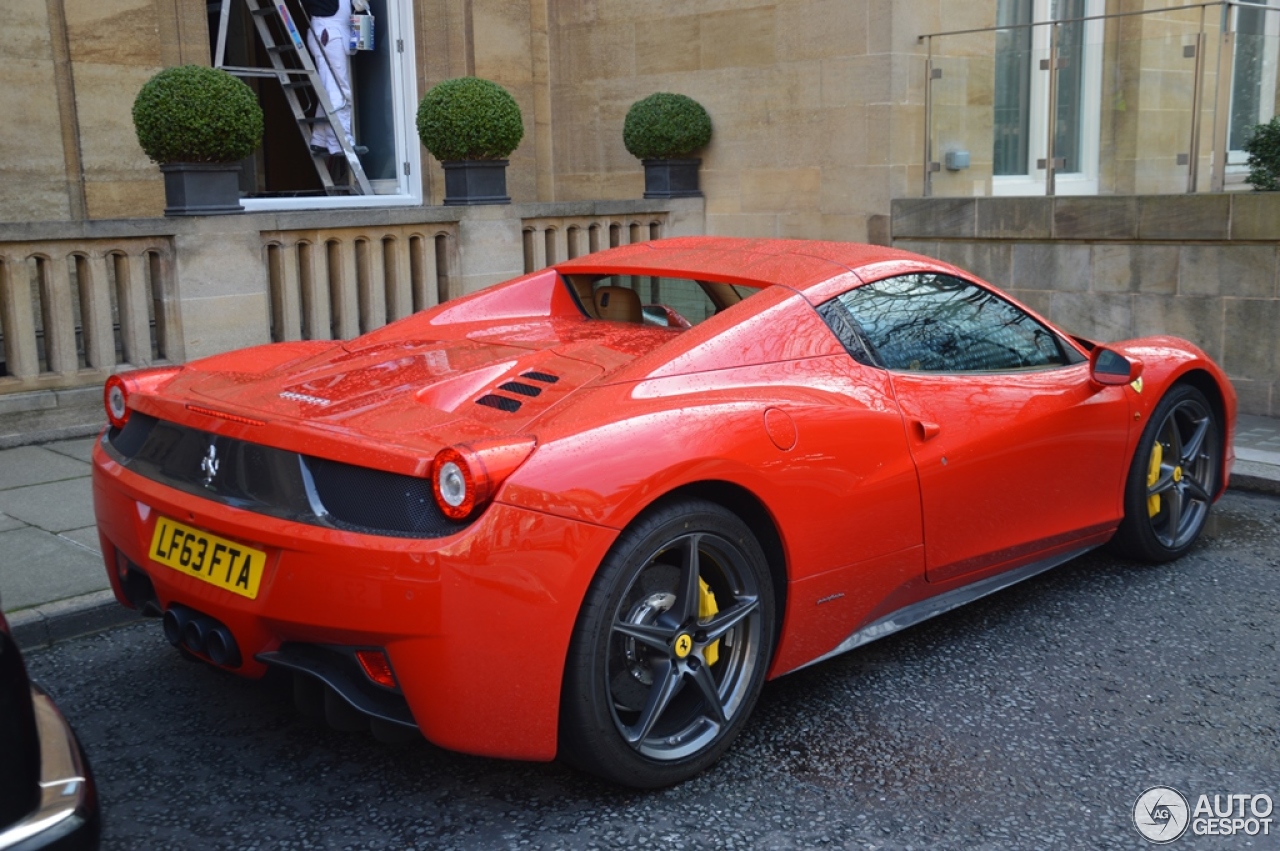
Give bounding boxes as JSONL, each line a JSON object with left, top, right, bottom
{"left": 698, "top": 577, "right": 720, "bottom": 666}
{"left": 1147, "top": 441, "right": 1164, "bottom": 517}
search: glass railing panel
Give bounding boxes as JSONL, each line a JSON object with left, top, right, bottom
{"left": 922, "top": 3, "right": 1235, "bottom": 196}
{"left": 1096, "top": 7, "right": 1206, "bottom": 195}
{"left": 926, "top": 30, "right": 1000, "bottom": 198}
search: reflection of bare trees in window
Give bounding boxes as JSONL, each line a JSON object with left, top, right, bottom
{"left": 837, "top": 274, "right": 1066, "bottom": 372}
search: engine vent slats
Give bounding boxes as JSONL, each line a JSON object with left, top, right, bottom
{"left": 499, "top": 381, "right": 542, "bottom": 397}
{"left": 473, "top": 371, "right": 562, "bottom": 413}
{"left": 475, "top": 394, "right": 522, "bottom": 412}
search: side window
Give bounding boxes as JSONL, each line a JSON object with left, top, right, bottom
{"left": 830, "top": 273, "right": 1072, "bottom": 372}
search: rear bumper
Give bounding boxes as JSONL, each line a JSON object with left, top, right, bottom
{"left": 0, "top": 686, "right": 99, "bottom": 851}
{"left": 91, "top": 437, "right": 617, "bottom": 761}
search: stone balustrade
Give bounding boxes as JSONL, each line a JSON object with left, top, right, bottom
{"left": 0, "top": 198, "right": 702, "bottom": 444}
{"left": 261, "top": 224, "right": 461, "bottom": 343}
{"left": 0, "top": 236, "right": 180, "bottom": 393}
{"left": 521, "top": 213, "right": 667, "bottom": 272}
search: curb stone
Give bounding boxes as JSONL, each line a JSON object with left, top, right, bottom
{"left": 9, "top": 589, "right": 143, "bottom": 652}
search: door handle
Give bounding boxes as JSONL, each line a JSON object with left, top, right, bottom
{"left": 915, "top": 420, "right": 941, "bottom": 440}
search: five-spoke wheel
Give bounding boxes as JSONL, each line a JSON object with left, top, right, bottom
{"left": 1112, "top": 384, "right": 1221, "bottom": 562}
{"left": 559, "top": 499, "right": 774, "bottom": 788}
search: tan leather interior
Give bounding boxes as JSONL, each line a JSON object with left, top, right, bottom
{"left": 594, "top": 286, "right": 643, "bottom": 323}
{"left": 567, "top": 276, "right": 598, "bottom": 317}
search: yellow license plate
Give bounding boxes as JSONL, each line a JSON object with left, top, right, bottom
{"left": 149, "top": 516, "right": 267, "bottom": 600}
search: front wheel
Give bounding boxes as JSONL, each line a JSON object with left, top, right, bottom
{"left": 1110, "top": 383, "right": 1221, "bottom": 562}
{"left": 559, "top": 499, "right": 775, "bottom": 788}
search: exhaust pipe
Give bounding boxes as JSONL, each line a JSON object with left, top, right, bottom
{"left": 205, "top": 624, "right": 242, "bottom": 668}
{"left": 162, "top": 605, "right": 194, "bottom": 647}
{"left": 163, "top": 605, "right": 242, "bottom": 668}
{"left": 182, "top": 615, "right": 218, "bottom": 655}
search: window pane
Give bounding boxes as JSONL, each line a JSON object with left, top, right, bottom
{"left": 994, "top": 0, "right": 1034, "bottom": 175}
{"left": 649, "top": 278, "right": 716, "bottom": 326}
{"left": 1053, "top": 0, "right": 1086, "bottom": 173}
{"left": 833, "top": 274, "right": 1069, "bottom": 372}
{"left": 1230, "top": 6, "right": 1269, "bottom": 152}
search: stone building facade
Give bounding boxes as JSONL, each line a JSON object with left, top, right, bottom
{"left": 3, "top": 0, "right": 1280, "bottom": 423}
{"left": 6, "top": 0, "right": 952, "bottom": 241}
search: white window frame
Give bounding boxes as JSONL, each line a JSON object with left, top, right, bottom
{"left": 992, "top": 0, "right": 1105, "bottom": 196}
{"left": 242, "top": 0, "right": 422, "bottom": 212}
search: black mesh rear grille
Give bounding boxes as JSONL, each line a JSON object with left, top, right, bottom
{"left": 520, "top": 371, "right": 559, "bottom": 384}
{"left": 308, "top": 459, "right": 465, "bottom": 536}
{"left": 105, "top": 415, "right": 470, "bottom": 538}
{"left": 109, "top": 414, "right": 315, "bottom": 514}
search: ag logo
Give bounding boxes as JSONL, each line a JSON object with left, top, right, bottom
{"left": 1134, "top": 786, "right": 1190, "bottom": 844}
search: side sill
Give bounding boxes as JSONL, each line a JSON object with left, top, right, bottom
{"left": 794, "top": 544, "right": 1097, "bottom": 672}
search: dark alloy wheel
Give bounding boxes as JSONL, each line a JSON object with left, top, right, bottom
{"left": 1111, "top": 383, "right": 1221, "bottom": 562}
{"left": 559, "top": 499, "right": 775, "bottom": 788}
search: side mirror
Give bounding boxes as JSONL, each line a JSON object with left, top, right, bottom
{"left": 1089, "top": 345, "right": 1143, "bottom": 386}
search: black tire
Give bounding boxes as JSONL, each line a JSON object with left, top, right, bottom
{"left": 558, "top": 498, "right": 775, "bottom": 788}
{"left": 1110, "top": 383, "right": 1220, "bottom": 562}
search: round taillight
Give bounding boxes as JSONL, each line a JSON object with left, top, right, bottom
{"left": 104, "top": 375, "right": 129, "bottom": 429}
{"left": 438, "top": 461, "right": 468, "bottom": 507}
{"left": 429, "top": 439, "right": 536, "bottom": 523}
{"left": 433, "top": 449, "right": 475, "bottom": 520}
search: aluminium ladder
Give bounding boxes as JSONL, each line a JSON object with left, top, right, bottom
{"left": 214, "top": 0, "right": 372, "bottom": 196}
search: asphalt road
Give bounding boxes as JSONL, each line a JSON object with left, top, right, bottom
{"left": 23, "top": 491, "right": 1280, "bottom": 851}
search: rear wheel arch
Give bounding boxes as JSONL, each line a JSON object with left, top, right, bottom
{"left": 655, "top": 481, "right": 788, "bottom": 639}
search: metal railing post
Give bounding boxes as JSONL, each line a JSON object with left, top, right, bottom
{"left": 1187, "top": 6, "right": 1207, "bottom": 192}
{"left": 1045, "top": 22, "right": 1060, "bottom": 197}
{"left": 1211, "top": 2, "right": 1236, "bottom": 193}
{"left": 923, "top": 36, "right": 935, "bottom": 198}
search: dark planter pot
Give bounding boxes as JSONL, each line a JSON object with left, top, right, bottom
{"left": 642, "top": 158, "right": 703, "bottom": 199}
{"left": 160, "top": 162, "right": 245, "bottom": 216}
{"left": 442, "top": 160, "right": 510, "bottom": 206}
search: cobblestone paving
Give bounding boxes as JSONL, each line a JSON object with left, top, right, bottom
{"left": 23, "top": 491, "right": 1280, "bottom": 850}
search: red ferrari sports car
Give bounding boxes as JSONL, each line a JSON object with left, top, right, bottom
{"left": 91, "top": 237, "right": 1235, "bottom": 787}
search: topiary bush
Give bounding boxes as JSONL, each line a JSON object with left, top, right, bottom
{"left": 132, "top": 65, "right": 263, "bottom": 164}
{"left": 416, "top": 77, "right": 524, "bottom": 162}
{"left": 1244, "top": 116, "right": 1280, "bottom": 191}
{"left": 623, "top": 93, "right": 712, "bottom": 160}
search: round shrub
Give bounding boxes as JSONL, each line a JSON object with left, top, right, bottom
{"left": 416, "top": 77, "right": 524, "bottom": 162}
{"left": 623, "top": 93, "right": 712, "bottom": 160}
{"left": 132, "top": 65, "right": 263, "bottom": 164}
{"left": 1244, "top": 116, "right": 1280, "bottom": 191}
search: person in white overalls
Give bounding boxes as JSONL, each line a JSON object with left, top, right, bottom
{"left": 301, "top": 0, "right": 367, "bottom": 158}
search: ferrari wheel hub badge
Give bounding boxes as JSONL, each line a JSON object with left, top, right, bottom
{"left": 673, "top": 633, "right": 693, "bottom": 659}
{"left": 1173, "top": 466, "right": 1183, "bottom": 483}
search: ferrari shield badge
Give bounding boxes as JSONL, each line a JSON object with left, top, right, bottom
{"left": 200, "top": 443, "right": 220, "bottom": 488}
